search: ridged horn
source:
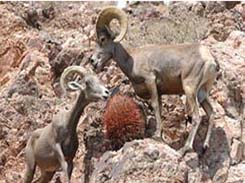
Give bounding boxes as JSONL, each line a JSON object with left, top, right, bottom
{"left": 96, "top": 6, "right": 128, "bottom": 42}
{"left": 60, "top": 66, "right": 92, "bottom": 94}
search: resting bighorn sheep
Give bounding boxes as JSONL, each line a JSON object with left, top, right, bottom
{"left": 24, "top": 66, "right": 110, "bottom": 183}
{"left": 90, "top": 7, "right": 219, "bottom": 156}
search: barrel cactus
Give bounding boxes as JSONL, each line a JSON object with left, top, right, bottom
{"left": 103, "top": 94, "right": 145, "bottom": 150}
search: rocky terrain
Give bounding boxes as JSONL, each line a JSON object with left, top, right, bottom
{"left": 0, "top": 1, "right": 244, "bottom": 183}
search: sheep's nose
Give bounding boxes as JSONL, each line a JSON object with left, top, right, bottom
{"left": 105, "top": 89, "right": 110, "bottom": 95}
{"left": 89, "top": 56, "right": 95, "bottom": 64}
{"left": 103, "top": 89, "right": 110, "bottom": 99}
{"left": 89, "top": 57, "right": 98, "bottom": 70}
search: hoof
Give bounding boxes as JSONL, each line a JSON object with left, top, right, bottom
{"left": 201, "top": 146, "right": 208, "bottom": 155}
{"left": 230, "top": 159, "right": 240, "bottom": 166}
{"left": 151, "top": 135, "right": 163, "bottom": 142}
{"left": 178, "top": 148, "right": 186, "bottom": 157}
{"left": 178, "top": 146, "right": 193, "bottom": 157}
{"left": 186, "top": 115, "right": 192, "bottom": 124}
{"left": 201, "top": 143, "right": 209, "bottom": 155}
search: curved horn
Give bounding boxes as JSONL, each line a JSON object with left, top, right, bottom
{"left": 60, "top": 66, "right": 92, "bottom": 94}
{"left": 96, "top": 6, "right": 128, "bottom": 42}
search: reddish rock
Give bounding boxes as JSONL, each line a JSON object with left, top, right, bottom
{"left": 0, "top": 39, "right": 26, "bottom": 83}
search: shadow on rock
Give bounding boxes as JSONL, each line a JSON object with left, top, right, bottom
{"left": 194, "top": 119, "right": 230, "bottom": 182}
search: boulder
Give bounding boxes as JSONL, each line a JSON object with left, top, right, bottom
{"left": 90, "top": 139, "right": 188, "bottom": 183}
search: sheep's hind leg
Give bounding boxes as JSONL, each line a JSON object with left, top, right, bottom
{"left": 179, "top": 110, "right": 201, "bottom": 156}
{"left": 179, "top": 85, "right": 201, "bottom": 156}
{"left": 200, "top": 97, "right": 214, "bottom": 154}
{"left": 198, "top": 73, "right": 216, "bottom": 154}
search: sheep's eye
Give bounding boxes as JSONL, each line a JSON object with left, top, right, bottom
{"left": 85, "top": 80, "right": 93, "bottom": 87}
{"left": 100, "top": 36, "right": 106, "bottom": 44}
{"left": 85, "top": 80, "right": 90, "bottom": 86}
{"left": 98, "top": 53, "right": 103, "bottom": 59}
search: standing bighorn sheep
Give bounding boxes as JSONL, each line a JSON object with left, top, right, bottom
{"left": 24, "top": 66, "right": 110, "bottom": 183}
{"left": 90, "top": 7, "right": 219, "bottom": 156}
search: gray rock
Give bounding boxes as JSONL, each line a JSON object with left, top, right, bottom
{"left": 90, "top": 139, "right": 188, "bottom": 183}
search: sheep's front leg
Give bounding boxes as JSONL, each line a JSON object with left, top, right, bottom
{"left": 145, "top": 77, "right": 163, "bottom": 141}
{"left": 24, "top": 140, "right": 36, "bottom": 183}
{"left": 200, "top": 97, "right": 214, "bottom": 152}
{"left": 67, "top": 160, "right": 74, "bottom": 180}
{"left": 54, "top": 143, "right": 70, "bottom": 183}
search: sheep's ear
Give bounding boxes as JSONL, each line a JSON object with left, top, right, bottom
{"left": 85, "top": 78, "right": 95, "bottom": 88}
{"left": 99, "top": 35, "right": 106, "bottom": 44}
{"left": 67, "top": 81, "right": 84, "bottom": 91}
{"left": 97, "top": 26, "right": 115, "bottom": 44}
{"left": 104, "top": 25, "right": 116, "bottom": 40}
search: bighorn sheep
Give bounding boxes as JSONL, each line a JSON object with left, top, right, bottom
{"left": 24, "top": 66, "right": 110, "bottom": 183}
{"left": 90, "top": 7, "right": 219, "bottom": 156}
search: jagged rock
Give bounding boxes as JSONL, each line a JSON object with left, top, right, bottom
{"left": 90, "top": 139, "right": 188, "bottom": 183}
{"left": 6, "top": 50, "right": 47, "bottom": 98}
{"left": 230, "top": 139, "right": 244, "bottom": 165}
{"left": 226, "top": 163, "right": 245, "bottom": 182}
{"left": 49, "top": 47, "right": 84, "bottom": 96}
{"left": 161, "top": 96, "right": 187, "bottom": 150}
{"left": 47, "top": 41, "right": 63, "bottom": 63}
{"left": 203, "top": 2, "right": 240, "bottom": 14}
{"left": 49, "top": 47, "right": 83, "bottom": 76}
{"left": 212, "top": 167, "right": 229, "bottom": 183}
{"left": 0, "top": 39, "right": 26, "bottom": 85}
{"left": 207, "top": 4, "right": 244, "bottom": 41}
{"left": 41, "top": 4, "right": 55, "bottom": 19}
{"left": 242, "top": 3, "right": 245, "bottom": 21}
{"left": 184, "top": 152, "right": 199, "bottom": 169}
{"left": 22, "top": 8, "right": 41, "bottom": 29}
{"left": 0, "top": 3, "right": 27, "bottom": 38}
{"left": 205, "top": 2, "right": 227, "bottom": 14}
{"left": 224, "top": 116, "right": 241, "bottom": 140}
{"left": 224, "top": 2, "right": 241, "bottom": 10}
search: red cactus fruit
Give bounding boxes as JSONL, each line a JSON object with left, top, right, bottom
{"left": 103, "top": 94, "right": 145, "bottom": 150}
